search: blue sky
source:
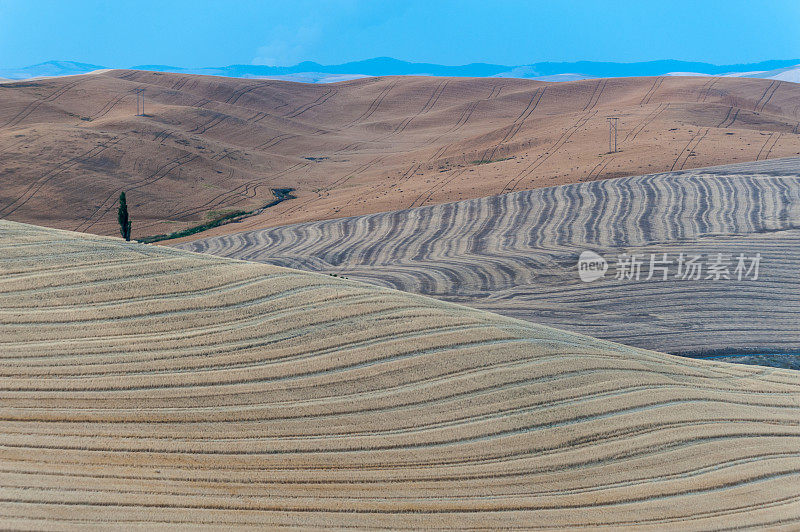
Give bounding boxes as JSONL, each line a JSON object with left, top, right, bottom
{"left": 0, "top": 0, "right": 798, "bottom": 68}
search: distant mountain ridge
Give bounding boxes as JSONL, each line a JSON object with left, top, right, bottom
{"left": 0, "top": 60, "right": 109, "bottom": 79}
{"left": 2, "top": 57, "right": 799, "bottom": 83}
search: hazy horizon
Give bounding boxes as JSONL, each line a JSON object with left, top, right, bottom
{"left": 1, "top": 0, "right": 798, "bottom": 69}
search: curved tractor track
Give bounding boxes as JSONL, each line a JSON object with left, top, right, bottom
{"left": 181, "top": 158, "right": 800, "bottom": 357}
{"left": 4, "top": 220, "right": 800, "bottom": 528}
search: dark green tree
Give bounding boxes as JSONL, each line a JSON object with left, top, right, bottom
{"left": 118, "top": 191, "right": 132, "bottom": 241}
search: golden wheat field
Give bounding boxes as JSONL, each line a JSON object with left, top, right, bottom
{"left": 1, "top": 219, "right": 800, "bottom": 528}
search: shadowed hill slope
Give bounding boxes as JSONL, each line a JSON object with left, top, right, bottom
{"left": 179, "top": 158, "right": 800, "bottom": 357}
{"left": 2, "top": 70, "right": 800, "bottom": 239}
{"left": 2, "top": 220, "right": 800, "bottom": 528}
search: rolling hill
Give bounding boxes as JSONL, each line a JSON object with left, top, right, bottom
{"left": 178, "top": 158, "right": 800, "bottom": 358}
{"left": 2, "top": 219, "right": 800, "bottom": 528}
{"left": 2, "top": 70, "right": 800, "bottom": 239}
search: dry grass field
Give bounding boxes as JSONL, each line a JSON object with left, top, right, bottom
{"left": 179, "top": 158, "right": 800, "bottom": 357}
{"left": 2, "top": 70, "right": 800, "bottom": 239}
{"left": 3, "top": 219, "right": 800, "bottom": 528}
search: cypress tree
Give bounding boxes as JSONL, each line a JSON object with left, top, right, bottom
{"left": 118, "top": 191, "right": 132, "bottom": 241}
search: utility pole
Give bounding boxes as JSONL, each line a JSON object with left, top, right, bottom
{"left": 133, "top": 88, "right": 145, "bottom": 116}
{"left": 607, "top": 117, "right": 619, "bottom": 153}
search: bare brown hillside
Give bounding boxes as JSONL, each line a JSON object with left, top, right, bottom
{"left": 1, "top": 70, "right": 799, "bottom": 239}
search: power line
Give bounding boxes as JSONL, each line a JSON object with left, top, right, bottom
{"left": 133, "top": 88, "right": 145, "bottom": 116}
{"left": 607, "top": 117, "right": 619, "bottom": 153}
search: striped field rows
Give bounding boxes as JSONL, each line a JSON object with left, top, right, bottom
{"left": 180, "top": 158, "right": 800, "bottom": 356}
{"left": 2, "top": 220, "right": 800, "bottom": 528}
